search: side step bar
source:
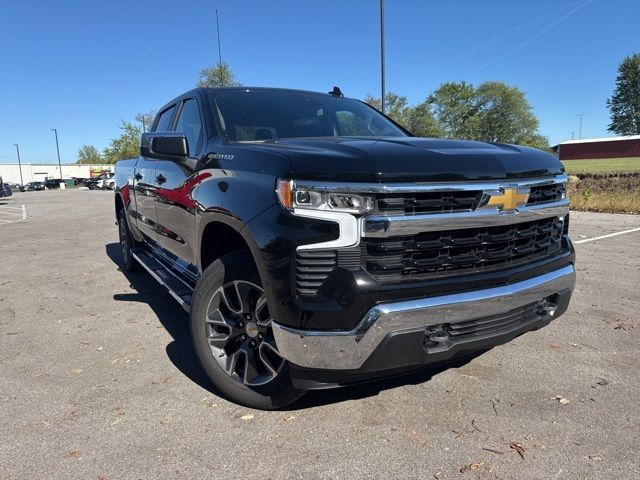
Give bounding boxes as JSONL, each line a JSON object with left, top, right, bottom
{"left": 131, "top": 250, "right": 194, "bottom": 312}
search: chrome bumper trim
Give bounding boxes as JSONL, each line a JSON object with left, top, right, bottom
{"left": 272, "top": 265, "right": 576, "bottom": 370}
{"left": 364, "top": 200, "right": 569, "bottom": 237}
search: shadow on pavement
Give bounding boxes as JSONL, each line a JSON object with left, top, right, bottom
{"left": 105, "top": 242, "right": 478, "bottom": 410}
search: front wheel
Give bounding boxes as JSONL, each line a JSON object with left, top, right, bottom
{"left": 190, "top": 251, "right": 304, "bottom": 409}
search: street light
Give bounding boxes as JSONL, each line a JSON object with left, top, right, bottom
{"left": 51, "top": 128, "right": 63, "bottom": 180}
{"left": 12, "top": 144, "right": 24, "bottom": 186}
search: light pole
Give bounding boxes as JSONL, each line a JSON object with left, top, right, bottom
{"left": 12, "top": 144, "right": 24, "bottom": 186}
{"left": 380, "top": 0, "right": 386, "bottom": 114}
{"left": 51, "top": 128, "right": 63, "bottom": 179}
{"left": 575, "top": 113, "right": 585, "bottom": 139}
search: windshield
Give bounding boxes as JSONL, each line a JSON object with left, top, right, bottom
{"left": 209, "top": 90, "right": 407, "bottom": 141}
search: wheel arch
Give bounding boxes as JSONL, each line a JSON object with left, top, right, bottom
{"left": 197, "top": 214, "right": 268, "bottom": 285}
{"left": 114, "top": 192, "right": 125, "bottom": 221}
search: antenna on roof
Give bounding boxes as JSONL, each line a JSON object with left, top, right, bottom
{"left": 216, "top": 9, "right": 224, "bottom": 87}
{"left": 328, "top": 86, "right": 344, "bottom": 97}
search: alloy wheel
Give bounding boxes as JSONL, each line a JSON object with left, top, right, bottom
{"left": 205, "top": 281, "right": 285, "bottom": 386}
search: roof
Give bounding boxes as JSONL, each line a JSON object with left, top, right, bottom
{"left": 198, "top": 86, "right": 343, "bottom": 97}
{"left": 557, "top": 135, "right": 640, "bottom": 146}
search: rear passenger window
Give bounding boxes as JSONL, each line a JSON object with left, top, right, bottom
{"left": 155, "top": 105, "right": 176, "bottom": 132}
{"left": 175, "top": 99, "right": 203, "bottom": 156}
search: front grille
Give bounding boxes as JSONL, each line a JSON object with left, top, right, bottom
{"left": 362, "top": 217, "right": 564, "bottom": 283}
{"left": 374, "top": 191, "right": 483, "bottom": 215}
{"left": 295, "top": 250, "right": 337, "bottom": 296}
{"left": 527, "top": 183, "right": 566, "bottom": 205}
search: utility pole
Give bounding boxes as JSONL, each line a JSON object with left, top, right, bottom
{"left": 12, "top": 144, "right": 24, "bottom": 186}
{"left": 380, "top": 0, "right": 386, "bottom": 114}
{"left": 575, "top": 113, "right": 586, "bottom": 139}
{"left": 51, "top": 128, "right": 63, "bottom": 180}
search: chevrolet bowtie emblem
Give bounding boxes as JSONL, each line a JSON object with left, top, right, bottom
{"left": 486, "top": 187, "right": 530, "bottom": 211}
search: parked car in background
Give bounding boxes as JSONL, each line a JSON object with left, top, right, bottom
{"left": 71, "top": 177, "right": 87, "bottom": 186}
{"left": 0, "top": 177, "right": 12, "bottom": 197}
{"left": 19, "top": 181, "right": 45, "bottom": 192}
{"left": 44, "top": 178, "right": 63, "bottom": 189}
{"left": 103, "top": 174, "right": 116, "bottom": 190}
{"left": 86, "top": 172, "right": 113, "bottom": 190}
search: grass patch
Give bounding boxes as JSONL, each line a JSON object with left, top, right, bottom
{"left": 568, "top": 173, "right": 640, "bottom": 214}
{"left": 562, "top": 157, "right": 640, "bottom": 174}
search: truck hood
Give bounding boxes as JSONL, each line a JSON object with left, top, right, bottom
{"left": 251, "top": 137, "right": 563, "bottom": 182}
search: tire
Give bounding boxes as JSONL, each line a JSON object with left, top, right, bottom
{"left": 117, "top": 208, "right": 141, "bottom": 272}
{"left": 89, "top": 183, "right": 97, "bottom": 190}
{"left": 190, "top": 251, "right": 304, "bottom": 409}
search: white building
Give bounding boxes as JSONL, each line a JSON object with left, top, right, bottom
{"left": 0, "top": 163, "right": 114, "bottom": 184}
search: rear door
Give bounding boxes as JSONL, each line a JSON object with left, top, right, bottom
{"left": 154, "top": 97, "right": 205, "bottom": 268}
{"left": 133, "top": 104, "right": 176, "bottom": 243}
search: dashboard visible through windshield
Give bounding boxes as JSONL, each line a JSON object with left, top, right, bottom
{"left": 209, "top": 90, "right": 407, "bottom": 141}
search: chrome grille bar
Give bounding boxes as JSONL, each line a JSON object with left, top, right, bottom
{"left": 364, "top": 199, "right": 569, "bottom": 237}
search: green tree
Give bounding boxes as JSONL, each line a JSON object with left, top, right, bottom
{"left": 197, "top": 62, "right": 241, "bottom": 88}
{"left": 427, "top": 81, "right": 548, "bottom": 149}
{"left": 426, "top": 81, "right": 480, "bottom": 139}
{"left": 364, "top": 92, "right": 410, "bottom": 126}
{"left": 76, "top": 145, "right": 102, "bottom": 164}
{"left": 102, "top": 121, "right": 142, "bottom": 164}
{"left": 607, "top": 53, "right": 640, "bottom": 135}
{"left": 474, "top": 81, "right": 548, "bottom": 148}
{"left": 404, "top": 102, "right": 443, "bottom": 138}
{"left": 135, "top": 110, "right": 156, "bottom": 132}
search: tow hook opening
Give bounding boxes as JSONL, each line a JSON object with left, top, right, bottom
{"left": 422, "top": 294, "right": 561, "bottom": 353}
{"left": 423, "top": 325, "right": 451, "bottom": 351}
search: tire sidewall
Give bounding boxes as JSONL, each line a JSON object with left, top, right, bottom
{"left": 118, "top": 209, "right": 140, "bottom": 272}
{"left": 190, "top": 251, "right": 302, "bottom": 410}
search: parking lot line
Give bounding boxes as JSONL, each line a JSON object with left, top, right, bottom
{"left": 0, "top": 204, "right": 27, "bottom": 222}
{"left": 574, "top": 227, "right": 640, "bottom": 244}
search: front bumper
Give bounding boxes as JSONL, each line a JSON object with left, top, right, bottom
{"left": 272, "top": 264, "right": 575, "bottom": 374}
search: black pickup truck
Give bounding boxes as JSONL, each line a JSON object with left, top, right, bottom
{"left": 114, "top": 87, "right": 575, "bottom": 409}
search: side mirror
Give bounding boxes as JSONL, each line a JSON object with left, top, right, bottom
{"left": 141, "top": 132, "right": 188, "bottom": 159}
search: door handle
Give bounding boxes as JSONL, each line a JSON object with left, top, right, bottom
{"left": 134, "top": 172, "right": 143, "bottom": 181}
{"left": 156, "top": 174, "right": 167, "bottom": 185}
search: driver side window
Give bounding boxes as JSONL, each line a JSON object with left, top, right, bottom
{"left": 175, "top": 99, "right": 203, "bottom": 157}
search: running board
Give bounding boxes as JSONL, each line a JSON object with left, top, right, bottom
{"left": 131, "top": 250, "right": 193, "bottom": 312}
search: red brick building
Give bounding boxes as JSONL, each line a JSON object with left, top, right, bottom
{"left": 555, "top": 135, "right": 640, "bottom": 160}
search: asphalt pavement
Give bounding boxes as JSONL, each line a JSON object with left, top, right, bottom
{"left": 1, "top": 189, "right": 639, "bottom": 480}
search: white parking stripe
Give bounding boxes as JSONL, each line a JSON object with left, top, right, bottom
{"left": 574, "top": 227, "right": 640, "bottom": 244}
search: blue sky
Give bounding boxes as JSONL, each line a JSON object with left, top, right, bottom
{"left": 0, "top": 0, "right": 637, "bottom": 164}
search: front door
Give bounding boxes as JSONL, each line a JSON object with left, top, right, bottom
{"left": 154, "top": 97, "right": 204, "bottom": 268}
{"left": 133, "top": 103, "right": 177, "bottom": 244}
{"left": 132, "top": 158, "right": 159, "bottom": 243}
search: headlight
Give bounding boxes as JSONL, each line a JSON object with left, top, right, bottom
{"left": 277, "top": 179, "right": 373, "bottom": 215}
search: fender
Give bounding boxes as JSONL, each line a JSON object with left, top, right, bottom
{"left": 195, "top": 209, "right": 276, "bottom": 306}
